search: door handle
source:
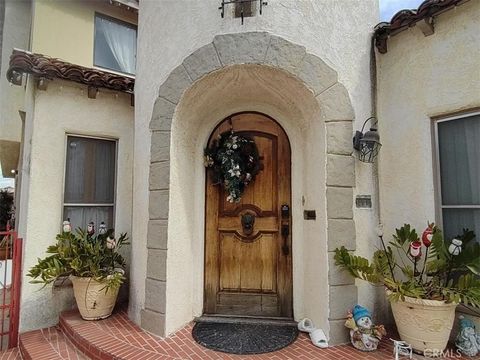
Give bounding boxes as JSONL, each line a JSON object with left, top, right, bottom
{"left": 281, "top": 224, "right": 289, "bottom": 255}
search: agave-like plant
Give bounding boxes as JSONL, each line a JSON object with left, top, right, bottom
{"left": 28, "top": 228, "right": 128, "bottom": 291}
{"left": 334, "top": 224, "right": 480, "bottom": 307}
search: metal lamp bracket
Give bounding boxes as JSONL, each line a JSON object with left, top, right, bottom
{"left": 219, "top": 0, "right": 268, "bottom": 24}
{"left": 353, "top": 130, "right": 364, "bottom": 151}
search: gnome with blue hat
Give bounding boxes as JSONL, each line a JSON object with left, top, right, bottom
{"left": 345, "top": 305, "right": 386, "bottom": 351}
{"left": 455, "top": 315, "right": 480, "bottom": 356}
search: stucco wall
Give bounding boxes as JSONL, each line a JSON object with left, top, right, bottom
{"left": 133, "top": 0, "right": 381, "bottom": 341}
{"left": 18, "top": 79, "right": 134, "bottom": 331}
{"left": 31, "top": 0, "right": 136, "bottom": 69}
{"left": 377, "top": 1, "right": 480, "bottom": 244}
{"left": 0, "top": 0, "right": 31, "bottom": 143}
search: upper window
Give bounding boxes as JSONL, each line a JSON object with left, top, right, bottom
{"left": 94, "top": 14, "right": 137, "bottom": 75}
{"left": 64, "top": 136, "right": 117, "bottom": 230}
{"left": 436, "top": 113, "right": 480, "bottom": 241}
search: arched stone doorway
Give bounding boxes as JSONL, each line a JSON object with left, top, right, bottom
{"left": 142, "top": 32, "right": 357, "bottom": 345}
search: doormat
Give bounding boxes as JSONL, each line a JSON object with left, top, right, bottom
{"left": 192, "top": 321, "right": 298, "bottom": 355}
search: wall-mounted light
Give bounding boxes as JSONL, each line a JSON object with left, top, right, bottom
{"left": 353, "top": 117, "right": 381, "bottom": 163}
{"left": 219, "top": 0, "right": 268, "bottom": 24}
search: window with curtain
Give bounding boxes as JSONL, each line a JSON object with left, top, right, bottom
{"left": 64, "top": 136, "right": 116, "bottom": 230}
{"left": 436, "top": 113, "right": 480, "bottom": 242}
{"left": 94, "top": 14, "right": 137, "bottom": 75}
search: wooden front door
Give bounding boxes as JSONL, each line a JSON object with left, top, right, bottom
{"left": 204, "top": 113, "right": 293, "bottom": 318}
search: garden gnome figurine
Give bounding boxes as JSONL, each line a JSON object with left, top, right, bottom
{"left": 106, "top": 235, "right": 117, "bottom": 249}
{"left": 62, "top": 218, "right": 71, "bottom": 233}
{"left": 98, "top": 221, "right": 107, "bottom": 235}
{"left": 87, "top": 221, "right": 95, "bottom": 236}
{"left": 345, "top": 305, "right": 386, "bottom": 351}
{"left": 455, "top": 315, "right": 480, "bottom": 356}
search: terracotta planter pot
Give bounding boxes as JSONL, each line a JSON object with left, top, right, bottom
{"left": 70, "top": 276, "right": 120, "bottom": 320}
{"left": 389, "top": 292, "right": 458, "bottom": 354}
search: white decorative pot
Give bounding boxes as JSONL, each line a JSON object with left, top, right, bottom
{"left": 389, "top": 292, "right": 458, "bottom": 354}
{"left": 70, "top": 276, "right": 120, "bottom": 320}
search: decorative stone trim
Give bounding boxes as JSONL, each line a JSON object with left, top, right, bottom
{"left": 145, "top": 32, "right": 357, "bottom": 342}
{"left": 326, "top": 122, "right": 353, "bottom": 155}
{"left": 317, "top": 83, "right": 355, "bottom": 122}
{"left": 328, "top": 252, "right": 355, "bottom": 286}
{"left": 326, "top": 154, "right": 355, "bottom": 187}
{"left": 327, "top": 219, "right": 356, "bottom": 251}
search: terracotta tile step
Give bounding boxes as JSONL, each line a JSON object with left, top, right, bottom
{"left": 0, "top": 304, "right": 473, "bottom": 360}
{"left": 0, "top": 348, "right": 21, "bottom": 360}
{"left": 19, "top": 326, "right": 88, "bottom": 360}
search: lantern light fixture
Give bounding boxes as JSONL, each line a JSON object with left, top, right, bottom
{"left": 353, "top": 117, "right": 381, "bottom": 163}
{"left": 219, "top": 0, "right": 268, "bottom": 24}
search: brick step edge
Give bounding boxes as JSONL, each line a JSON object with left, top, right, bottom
{"left": 58, "top": 315, "right": 105, "bottom": 360}
{"left": 19, "top": 327, "right": 88, "bottom": 360}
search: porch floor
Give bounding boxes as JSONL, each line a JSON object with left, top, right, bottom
{"left": 2, "top": 309, "right": 477, "bottom": 359}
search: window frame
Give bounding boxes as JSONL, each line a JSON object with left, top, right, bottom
{"left": 62, "top": 134, "right": 119, "bottom": 230}
{"left": 93, "top": 12, "right": 137, "bottom": 76}
{"left": 433, "top": 109, "right": 480, "bottom": 233}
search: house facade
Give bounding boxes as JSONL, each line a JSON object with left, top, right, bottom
{"left": 0, "top": 0, "right": 136, "bottom": 332}
{"left": 0, "top": 0, "right": 478, "bottom": 348}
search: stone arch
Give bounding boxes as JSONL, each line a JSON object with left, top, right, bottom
{"left": 143, "top": 32, "right": 357, "bottom": 345}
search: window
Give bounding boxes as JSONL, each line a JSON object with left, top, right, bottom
{"left": 435, "top": 112, "right": 480, "bottom": 241}
{"left": 94, "top": 14, "right": 137, "bottom": 75}
{"left": 63, "top": 136, "right": 117, "bottom": 230}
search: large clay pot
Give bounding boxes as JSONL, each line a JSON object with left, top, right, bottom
{"left": 389, "top": 292, "right": 457, "bottom": 354}
{"left": 70, "top": 276, "right": 119, "bottom": 320}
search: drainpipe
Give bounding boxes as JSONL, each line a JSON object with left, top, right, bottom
{"left": 370, "top": 35, "right": 382, "bottom": 231}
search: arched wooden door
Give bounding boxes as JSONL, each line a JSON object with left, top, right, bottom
{"left": 204, "top": 113, "right": 293, "bottom": 318}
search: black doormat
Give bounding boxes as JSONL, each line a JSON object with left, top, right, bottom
{"left": 192, "top": 321, "right": 298, "bottom": 355}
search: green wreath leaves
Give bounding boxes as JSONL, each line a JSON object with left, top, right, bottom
{"left": 204, "top": 131, "right": 261, "bottom": 203}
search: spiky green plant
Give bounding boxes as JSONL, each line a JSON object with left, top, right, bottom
{"left": 334, "top": 224, "right": 480, "bottom": 307}
{"left": 28, "top": 228, "right": 129, "bottom": 291}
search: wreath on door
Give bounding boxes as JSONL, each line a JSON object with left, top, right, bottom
{"left": 204, "top": 130, "right": 261, "bottom": 203}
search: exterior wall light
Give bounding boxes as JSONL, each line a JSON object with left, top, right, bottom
{"left": 219, "top": 0, "right": 268, "bottom": 24}
{"left": 353, "top": 117, "right": 381, "bottom": 163}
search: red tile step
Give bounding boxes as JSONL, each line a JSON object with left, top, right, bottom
{"left": 0, "top": 348, "right": 21, "bottom": 360}
{"left": 13, "top": 308, "right": 477, "bottom": 360}
{"left": 19, "top": 326, "right": 87, "bottom": 360}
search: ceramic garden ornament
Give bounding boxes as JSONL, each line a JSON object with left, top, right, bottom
{"left": 345, "top": 305, "right": 386, "bottom": 351}
{"left": 87, "top": 221, "right": 95, "bottom": 236}
{"left": 62, "top": 219, "right": 71, "bottom": 233}
{"left": 448, "top": 238, "right": 463, "bottom": 256}
{"left": 98, "top": 222, "right": 107, "bottom": 235}
{"left": 455, "top": 315, "right": 480, "bottom": 356}
{"left": 106, "top": 235, "right": 117, "bottom": 249}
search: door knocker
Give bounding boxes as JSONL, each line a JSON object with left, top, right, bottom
{"left": 241, "top": 212, "right": 256, "bottom": 236}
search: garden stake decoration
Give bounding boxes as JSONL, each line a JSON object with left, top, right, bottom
{"left": 391, "top": 339, "right": 412, "bottom": 360}
{"left": 344, "top": 305, "right": 386, "bottom": 351}
{"left": 62, "top": 218, "right": 71, "bottom": 233}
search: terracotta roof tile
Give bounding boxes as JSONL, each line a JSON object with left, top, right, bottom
{"left": 7, "top": 49, "right": 135, "bottom": 94}
{"left": 374, "top": 0, "right": 466, "bottom": 53}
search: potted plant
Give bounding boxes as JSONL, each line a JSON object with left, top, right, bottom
{"left": 28, "top": 224, "right": 128, "bottom": 320}
{"left": 0, "top": 190, "right": 14, "bottom": 259}
{"left": 334, "top": 223, "right": 480, "bottom": 354}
